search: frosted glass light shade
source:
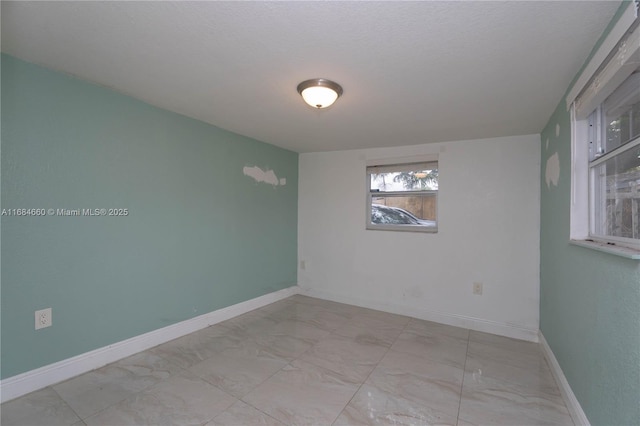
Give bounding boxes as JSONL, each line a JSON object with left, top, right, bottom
{"left": 297, "top": 78, "right": 343, "bottom": 109}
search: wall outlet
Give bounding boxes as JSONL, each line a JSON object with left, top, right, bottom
{"left": 473, "top": 282, "right": 483, "bottom": 295}
{"left": 35, "top": 308, "right": 52, "bottom": 330}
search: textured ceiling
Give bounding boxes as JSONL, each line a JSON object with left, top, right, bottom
{"left": 1, "top": 1, "right": 620, "bottom": 153}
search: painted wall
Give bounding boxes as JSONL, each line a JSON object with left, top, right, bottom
{"left": 539, "top": 46, "right": 640, "bottom": 426}
{"left": 298, "top": 134, "right": 541, "bottom": 339}
{"left": 1, "top": 54, "right": 298, "bottom": 379}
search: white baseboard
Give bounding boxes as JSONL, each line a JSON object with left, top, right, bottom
{"left": 539, "top": 331, "right": 591, "bottom": 426}
{"left": 299, "top": 287, "right": 539, "bottom": 342}
{"left": 0, "top": 286, "right": 299, "bottom": 403}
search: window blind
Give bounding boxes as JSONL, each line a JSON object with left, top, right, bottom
{"left": 572, "top": 6, "right": 640, "bottom": 119}
{"left": 367, "top": 161, "right": 438, "bottom": 175}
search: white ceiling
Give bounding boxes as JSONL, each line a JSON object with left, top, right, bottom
{"left": 1, "top": 1, "right": 620, "bottom": 153}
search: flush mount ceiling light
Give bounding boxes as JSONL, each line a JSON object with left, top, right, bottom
{"left": 297, "top": 78, "right": 343, "bottom": 109}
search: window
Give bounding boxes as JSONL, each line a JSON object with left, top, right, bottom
{"left": 366, "top": 160, "right": 438, "bottom": 232}
{"left": 567, "top": 2, "right": 640, "bottom": 255}
{"left": 587, "top": 71, "right": 640, "bottom": 248}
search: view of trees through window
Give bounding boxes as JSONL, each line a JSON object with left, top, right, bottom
{"left": 371, "top": 170, "right": 438, "bottom": 192}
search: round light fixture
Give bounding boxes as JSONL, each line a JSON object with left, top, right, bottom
{"left": 297, "top": 78, "right": 343, "bottom": 109}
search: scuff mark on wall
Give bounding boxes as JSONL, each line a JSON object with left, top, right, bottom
{"left": 243, "top": 165, "right": 285, "bottom": 187}
{"left": 545, "top": 152, "right": 560, "bottom": 188}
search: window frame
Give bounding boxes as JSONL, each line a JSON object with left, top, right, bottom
{"left": 586, "top": 103, "right": 640, "bottom": 250}
{"left": 365, "top": 157, "right": 439, "bottom": 233}
{"left": 567, "top": 2, "right": 640, "bottom": 256}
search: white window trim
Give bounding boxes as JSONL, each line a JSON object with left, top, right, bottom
{"left": 569, "top": 1, "right": 640, "bottom": 259}
{"left": 366, "top": 154, "right": 439, "bottom": 233}
{"left": 570, "top": 105, "right": 590, "bottom": 241}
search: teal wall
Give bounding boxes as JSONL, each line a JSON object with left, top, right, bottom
{"left": 539, "top": 3, "right": 640, "bottom": 424}
{"left": 1, "top": 54, "right": 298, "bottom": 379}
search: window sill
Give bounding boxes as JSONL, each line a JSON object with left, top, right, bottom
{"left": 570, "top": 239, "right": 640, "bottom": 260}
{"left": 366, "top": 225, "right": 438, "bottom": 233}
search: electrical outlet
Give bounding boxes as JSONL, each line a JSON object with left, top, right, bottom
{"left": 473, "top": 282, "right": 483, "bottom": 296}
{"left": 35, "top": 308, "right": 52, "bottom": 330}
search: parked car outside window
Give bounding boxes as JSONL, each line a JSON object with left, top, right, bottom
{"left": 371, "top": 204, "right": 436, "bottom": 227}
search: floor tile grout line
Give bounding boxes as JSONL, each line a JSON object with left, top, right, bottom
{"left": 79, "top": 361, "right": 192, "bottom": 424}
{"left": 205, "top": 301, "right": 311, "bottom": 425}
{"left": 239, "top": 299, "right": 351, "bottom": 426}
{"left": 235, "top": 301, "right": 327, "bottom": 425}
{"left": 328, "top": 314, "right": 413, "bottom": 426}
{"left": 455, "top": 329, "right": 472, "bottom": 426}
{"left": 49, "top": 386, "right": 84, "bottom": 425}
{"left": 232, "top": 395, "right": 287, "bottom": 426}
{"left": 291, "top": 303, "right": 361, "bottom": 425}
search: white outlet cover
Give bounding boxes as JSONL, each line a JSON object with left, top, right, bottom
{"left": 35, "top": 308, "right": 52, "bottom": 330}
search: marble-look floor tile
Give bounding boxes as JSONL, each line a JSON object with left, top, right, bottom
{"left": 265, "top": 301, "right": 329, "bottom": 322}
{"left": 469, "top": 331, "right": 541, "bottom": 356}
{"left": 219, "top": 312, "right": 280, "bottom": 337}
{"left": 468, "top": 335, "right": 543, "bottom": 365}
{"left": 254, "top": 298, "right": 296, "bottom": 315}
{"left": 333, "top": 320, "right": 405, "bottom": 347}
{"left": 299, "top": 333, "right": 390, "bottom": 382}
{"left": 465, "top": 342, "right": 559, "bottom": 395}
{"left": 266, "top": 318, "right": 332, "bottom": 342}
{"left": 290, "top": 309, "right": 353, "bottom": 331}
{"left": 0, "top": 387, "right": 81, "bottom": 426}
{"left": 391, "top": 330, "right": 469, "bottom": 369}
{"left": 467, "top": 338, "right": 546, "bottom": 370}
{"left": 250, "top": 331, "right": 317, "bottom": 361}
{"left": 366, "top": 349, "right": 463, "bottom": 417}
{"left": 242, "top": 359, "right": 360, "bottom": 425}
{"left": 206, "top": 400, "right": 284, "bottom": 426}
{"left": 406, "top": 318, "right": 470, "bottom": 340}
{"left": 458, "top": 373, "right": 573, "bottom": 426}
{"left": 150, "top": 325, "right": 244, "bottom": 369}
{"left": 349, "top": 308, "right": 411, "bottom": 330}
{"left": 465, "top": 364, "right": 560, "bottom": 401}
{"left": 188, "top": 341, "right": 288, "bottom": 398}
{"left": 334, "top": 384, "right": 457, "bottom": 426}
{"left": 270, "top": 304, "right": 351, "bottom": 331}
{"left": 84, "top": 371, "right": 236, "bottom": 426}
{"left": 334, "top": 308, "right": 409, "bottom": 346}
{"left": 463, "top": 362, "right": 562, "bottom": 405}
{"left": 53, "top": 351, "right": 182, "bottom": 419}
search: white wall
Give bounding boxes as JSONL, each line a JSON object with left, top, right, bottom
{"left": 298, "top": 134, "right": 541, "bottom": 341}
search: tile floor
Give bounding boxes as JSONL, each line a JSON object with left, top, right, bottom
{"left": 1, "top": 295, "right": 574, "bottom": 426}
